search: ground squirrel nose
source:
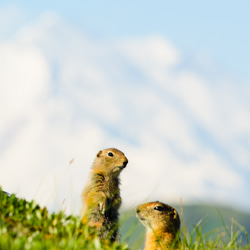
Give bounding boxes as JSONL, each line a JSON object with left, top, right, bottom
{"left": 123, "top": 160, "right": 128, "bottom": 168}
{"left": 136, "top": 208, "right": 140, "bottom": 214}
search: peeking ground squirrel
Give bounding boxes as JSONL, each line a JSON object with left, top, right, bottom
{"left": 81, "top": 148, "right": 128, "bottom": 242}
{"left": 136, "top": 201, "right": 180, "bottom": 250}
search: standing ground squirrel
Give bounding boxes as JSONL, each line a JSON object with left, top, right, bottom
{"left": 136, "top": 201, "right": 180, "bottom": 250}
{"left": 81, "top": 148, "right": 128, "bottom": 242}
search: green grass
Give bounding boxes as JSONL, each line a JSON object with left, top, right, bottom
{"left": 1, "top": 187, "right": 250, "bottom": 249}
{"left": 179, "top": 216, "right": 249, "bottom": 249}
{"left": 0, "top": 188, "right": 128, "bottom": 250}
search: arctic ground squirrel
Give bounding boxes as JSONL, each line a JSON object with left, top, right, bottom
{"left": 81, "top": 148, "right": 128, "bottom": 242}
{"left": 136, "top": 201, "right": 180, "bottom": 250}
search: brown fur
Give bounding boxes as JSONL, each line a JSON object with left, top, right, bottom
{"left": 136, "top": 201, "right": 180, "bottom": 250}
{"left": 81, "top": 148, "right": 128, "bottom": 242}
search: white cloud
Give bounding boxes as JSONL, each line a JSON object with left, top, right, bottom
{"left": 0, "top": 5, "right": 23, "bottom": 40}
{"left": 121, "top": 35, "right": 180, "bottom": 68}
{"left": 175, "top": 70, "right": 216, "bottom": 127}
{"left": 0, "top": 10, "right": 249, "bottom": 214}
{"left": 119, "top": 35, "right": 180, "bottom": 84}
{"left": 0, "top": 41, "right": 50, "bottom": 134}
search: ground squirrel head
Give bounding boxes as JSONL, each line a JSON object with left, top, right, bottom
{"left": 92, "top": 148, "right": 128, "bottom": 176}
{"left": 136, "top": 201, "right": 180, "bottom": 234}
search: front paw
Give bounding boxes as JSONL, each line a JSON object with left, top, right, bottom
{"left": 99, "top": 202, "right": 105, "bottom": 214}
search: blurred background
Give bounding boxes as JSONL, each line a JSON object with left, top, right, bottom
{"left": 0, "top": 1, "right": 250, "bottom": 219}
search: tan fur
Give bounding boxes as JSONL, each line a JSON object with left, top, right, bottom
{"left": 81, "top": 148, "right": 128, "bottom": 242}
{"left": 136, "top": 201, "right": 180, "bottom": 250}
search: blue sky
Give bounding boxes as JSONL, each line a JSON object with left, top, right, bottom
{"left": 0, "top": 1, "right": 250, "bottom": 214}
{"left": 2, "top": 1, "right": 250, "bottom": 79}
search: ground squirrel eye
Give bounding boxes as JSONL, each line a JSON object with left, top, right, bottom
{"left": 108, "top": 152, "right": 114, "bottom": 157}
{"left": 154, "top": 206, "right": 164, "bottom": 211}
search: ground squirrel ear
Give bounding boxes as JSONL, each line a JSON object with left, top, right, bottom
{"left": 97, "top": 150, "right": 102, "bottom": 157}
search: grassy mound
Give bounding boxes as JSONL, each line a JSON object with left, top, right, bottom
{"left": 0, "top": 188, "right": 128, "bottom": 250}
